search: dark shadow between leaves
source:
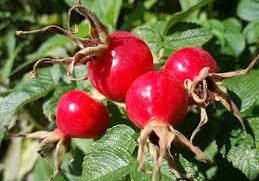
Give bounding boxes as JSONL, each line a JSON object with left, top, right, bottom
{"left": 167, "top": 22, "right": 201, "bottom": 35}
{"left": 68, "top": 147, "right": 84, "bottom": 176}
{"left": 107, "top": 101, "right": 136, "bottom": 129}
{"left": 252, "top": 105, "right": 259, "bottom": 117}
{"left": 215, "top": 109, "right": 256, "bottom": 162}
{"left": 227, "top": 90, "right": 242, "bottom": 110}
{"left": 213, "top": 153, "right": 249, "bottom": 181}
{"left": 170, "top": 145, "right": 213, "bottom": 181}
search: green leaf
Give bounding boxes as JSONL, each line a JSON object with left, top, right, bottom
{"left": 203, "top": 140, "right": 218, "bottom": 162}
{"left": 33, "top": 158, "right": 67, "bottom": 181}
{"left": 29, "top": 36, "right": 70, "bottom": 61}
{"left": 29, "top": 24, "right": 89, "bottom": 61}
{"left": 248, "top": 117, "right": 259, "bottom": 145}
{"left": 237, "top": 0, "right": 259, "bottom": 22}
{"left": 179, "top": 0, "right": 200, "bottom": 21}
{"left": 0, "top": 29, "right": 24, "bottom": 84}
{"left": 222, "top": 18, "right": 245, "bottom": 57}
{"left": 204, "top": 18, "right": 246, "bottom": 57}
{"left": 164, "top": 27, "right": 212, "bottom": 57}
{"left": 73, "top": 65, "right": 93, "bottom": 91}
{"left": 223, "top": 18, "right": 242, "bottom": 33}
{"left": 144, "top": 0, "right": 158, "bottom": 9}
{"left": 3, "top": 138, "right": 22, "bottom": 180}
{"left": 133, "top": 22, "right": 212, "bottom": 61}
{"left": 164, "top": 0, "right": 215, "bottom": 34}
{"left": 220, "top": 117, "right": 259, "bottom": 180}
{"left": 221, "top": 31, "right": 246, "bottom": 57}
{"left": 132, "top": 21, "right": 166, "bottom": 58}
{"left": 64, "top": 0, "right": 123, "bottom": 30}
{"left": 80, "top": 125, "right": 137, "bottom": 181}
{"left": 0, "top": 65, "right": 60, "bottom": 126}
{"left": 130, "top": 160, "right": 152, "bottom": 181}
{"left": 17, "top": 140, "right": 39, "bottom": 180}
{"left": 224, "top": 70, "right": 259, "bottom": 113}
{"left": 243, "top": 20, "right": 259, "bottom": 44}
{"left": 11, "top": 36, "right": 69, "bottom": 75}
{"left": 43, "top": 84, "right": 76, "bottom": 121}
{"left": 72, "top": 138, "right": 94, "bottom": 154}
{"left": 179, "top": 0, "right": 200, "bottom": 10}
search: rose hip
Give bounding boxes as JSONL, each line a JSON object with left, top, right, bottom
{"left": 17, "top": 90, "right": 109, "bottom": 178}
{"left": 88, "top": 31, "right": 153, "bottom": 102}
{"left": 126, "top": 71, "right": 208, "bottom": 180}
{"left": 164, "top": 47, "right": 258, "bottom": 143}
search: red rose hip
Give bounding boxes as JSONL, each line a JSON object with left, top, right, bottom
{"left": 164, "top": 47, "right": 218, "bottom": 82}
{"left": 164, "top": 47, "right": 258, "bottom": 143}
{"left": 126, "top": 71, "right": 188, "bottom": 128}
{"left": 88, "top": 31, "right": 153, "bottom": 102}
{"left": 57, "top": 90, "right": 109, "bottom": 138}
{"left": 126, "top": 71, "right": 208, "bottom": 180}
{"left": 18, "top": 90, "right": 109, "bottom": 178}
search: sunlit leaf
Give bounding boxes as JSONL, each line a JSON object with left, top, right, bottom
{"left": 80, "top": 125, "right": 136, "bottom": 181}
{"left": 224, "top": 70, "right": 259, "bottom": 113}
{"left": 237, "top": 0, "right": 259, "bottom": 22}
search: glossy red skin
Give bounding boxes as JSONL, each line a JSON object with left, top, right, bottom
{"left": 163, "top": 47, "right": 219, "bottom": 83}
{"left": 56, "top": 90, "right": 109, "bottom": 138}
{"left": 125, "top": 71, "right": 188, "bottom": 129}
{"left": 87, "top": 31, "right": 153, "bottom": 102}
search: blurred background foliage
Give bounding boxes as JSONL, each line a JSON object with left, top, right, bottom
{"left": 0, "top": 0, "right": 258, "bottom": 181}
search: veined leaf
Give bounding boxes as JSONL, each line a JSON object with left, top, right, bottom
{"left": 80, "top": 125, "right": 136, "bottom": 181}
{"left": 132, "top": 21, "right": 166, "bottom": 58}
{"left": 0, "top": 65, "right": 61, "bottom": 126}
{"left": 133, "top": 22, "right": 212, "bottom": 62}
{"left": 164, "top": 0, "right": 215, "bottom": 34}
{"left": 220, "top": 117, "right": 259, "bottom": 180}
{"left": 164, "top": 27, "right": 212, "bottom": 57}
{"left": 224, "top": 70, "right": 259, "bottom": 113}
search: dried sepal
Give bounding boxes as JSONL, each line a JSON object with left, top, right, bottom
{"left": 137, "top": 120, "right": 209, "bottom": 181}
{"left": 186, "top": 55, "right": 259, "bottom": 143}
{"left": 16, "top": 1, "right": 109, "bottom": 80}
{"left": 11, "top": 129, "right": 71, "bottom": 179}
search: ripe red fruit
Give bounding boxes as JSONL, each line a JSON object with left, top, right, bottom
{"left": 164, "top": 47, "right": 218, "bottom": 82}
{"left": 19, "top": 90, "right": 109, "bottom": 178}
{"left": 164, "top": 47, "right": 258, "bottom": 143}
{"left": 125, "top": 71, "right": 208, "bottom": 180}
{"left": 57, "top": 90, "right": 109, "bottom": 138}
{"left": 126, "top": 71, "right": 188, "bottom": 128}
{"left": 87, "top": 31, "right": 154, "bottom": 102}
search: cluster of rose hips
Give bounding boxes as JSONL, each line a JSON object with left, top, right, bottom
{"left": 15, "top": 1, "right": 258, "bottom": 180}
